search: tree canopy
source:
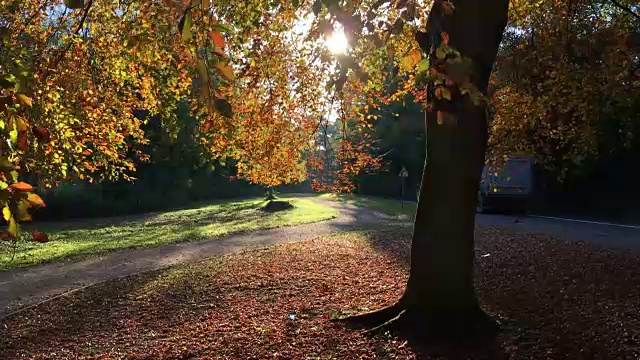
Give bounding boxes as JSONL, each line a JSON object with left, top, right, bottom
{"left": 2, "top": 0, "right": 639, "bottom": 238}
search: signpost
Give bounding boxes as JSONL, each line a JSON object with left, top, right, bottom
{"left": 399, "top": 167, "right": 408, "bottom": 209}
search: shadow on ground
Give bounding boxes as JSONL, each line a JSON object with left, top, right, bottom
{"left": 0, "top": 199, "right": 403, "bottom": 317}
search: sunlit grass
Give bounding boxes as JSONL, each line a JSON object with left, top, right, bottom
{"left": 319, "top": 193, "right": 416, "bottom": 218}
{"left": 0, "top": 196, "right": 338, "bottom": 271}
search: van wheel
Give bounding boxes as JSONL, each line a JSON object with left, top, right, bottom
{"left": 476, "top": 193, "right": 486, "bottom": 213}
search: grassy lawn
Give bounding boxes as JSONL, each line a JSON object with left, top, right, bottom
{"left": 0, "top": 196, "right": 337, "bottom": 271}
{"left": 320, "top": 193, "right": 417, "bottom": 217}
{"left": 2, "top": 228, "right": 638, "bottom": 359}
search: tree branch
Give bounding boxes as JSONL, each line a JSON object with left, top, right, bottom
{"left": 610, "top": 0, "right": 640, "bottom": 21}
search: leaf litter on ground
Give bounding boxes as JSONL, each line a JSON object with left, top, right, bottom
{"left": 0, "top": 226, "right": 639, "bottom": 359}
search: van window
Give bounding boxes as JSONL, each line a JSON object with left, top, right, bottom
{"left": 499, "top": 159, "right": 531, "bottom": 186}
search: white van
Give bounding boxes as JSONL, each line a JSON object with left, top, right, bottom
{"left": 477, "top": 157, "right": 534, "bottom": 213}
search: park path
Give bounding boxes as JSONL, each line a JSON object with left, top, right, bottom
{"left": 0, "top": 199, "right": 407, "bottom": 318}
{"left": 3, "top": 196, "right": 639, "bottom": 319}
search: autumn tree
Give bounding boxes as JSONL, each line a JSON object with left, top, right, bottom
{"left": 489, "top": 0, "right": 640, "bottom": 181}
{"left": 309, "top": 81, "right": 382, "bottom": 193}
{"left": 0, "top": 0, "right": 244, "bottom": 244}
{"left": 198, "top": 12, "right": 330, "bottom": 199}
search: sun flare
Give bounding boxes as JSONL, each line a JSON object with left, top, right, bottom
{"left": 325, "top": 28, "right": 348, "bottom": 54}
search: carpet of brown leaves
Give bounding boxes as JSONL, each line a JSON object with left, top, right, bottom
{"left": 1, "top": 227, "right": 639, "bottom": 359}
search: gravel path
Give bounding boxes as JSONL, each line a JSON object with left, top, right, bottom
{"left": 0, "top": 200, "right": 406, "bottom": 318}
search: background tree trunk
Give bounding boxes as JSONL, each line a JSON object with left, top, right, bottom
{"left": 266, "top": 187, "right": 275, "bottom": 200}
{"left": 400, "top": 0, "right": 510, "bottom": 336}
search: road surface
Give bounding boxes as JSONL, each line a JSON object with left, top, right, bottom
{"left": 477, "top": 213, "right": 640, "bottom": 251}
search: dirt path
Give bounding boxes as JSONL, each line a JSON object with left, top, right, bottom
{"left": 0, "top": 199, "right": 407, "bottom": 318}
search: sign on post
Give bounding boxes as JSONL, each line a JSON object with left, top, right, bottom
{"left": 399, "top": 167, "right": 408, "bottom": 209}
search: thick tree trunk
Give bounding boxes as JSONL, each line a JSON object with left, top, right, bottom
{"left": 402, "top": 0, "right": 510, "bottom": 336}
{"left": 340, "top": 0, "right": 509, "bottom": 339}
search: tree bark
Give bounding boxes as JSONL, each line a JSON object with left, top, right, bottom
{"left": 341, "top": 0, "right": 510, "bottom": 339}
{"left": 404, "top": 0, "right": 510, "bottom": 336}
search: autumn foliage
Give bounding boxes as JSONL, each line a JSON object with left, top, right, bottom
{"left": 1, "top": 0, "right": 637, "bottom": 237}
{"left": 489, "top": 0, "right": 640, "bottom": 179}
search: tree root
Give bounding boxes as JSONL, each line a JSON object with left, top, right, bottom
{"left": 334, "top": 302, "right": 500, "bottom": 341}
{"left": 332, "top": 300, "right": 405, "bottom": 328}
{"left": 365, "top": 309, "right": 407, "bottom": 334}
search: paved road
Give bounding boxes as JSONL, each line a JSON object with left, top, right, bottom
{"left": 477, "top": 213, "right": 640, "bottom": 251}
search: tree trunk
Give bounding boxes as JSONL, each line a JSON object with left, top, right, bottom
{"left": 341, "top": 0, "right": 509, "bottom": 338}
{"left": 266, "top": 187, "right": 275, "bottom": 201}
{"left": 404, "top": 0, "right": 510, "bottom": 336}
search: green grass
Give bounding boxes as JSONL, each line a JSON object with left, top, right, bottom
{"left": 0, "top": 196, "right": 338, "bottom": 271}
{"left": 319, "top": 193, "right": 416, "bottom": 217}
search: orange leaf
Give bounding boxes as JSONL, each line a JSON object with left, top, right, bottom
{"left": 27, "top": 193, "right": 46, "bottom": 208}
{"left": 9, "top": 182, "right": 33, "bottom": 192}
{"left": 31, "top": 231, "right": 50, "bottom": 243}
{"left": 208, "top": 31, "right": 225, "bottom": 48}
{"left": 214, "top": 63, "right": 234, "bottom": 81}
{"left": 440, "top": 31, "right": 449, "bottom": 45}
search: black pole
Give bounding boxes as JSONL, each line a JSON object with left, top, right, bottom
{"left": 401, "top": 176, "right": 405, "bottom": 210}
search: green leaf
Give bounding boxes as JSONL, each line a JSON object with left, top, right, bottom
{"left": 435, "top": 48, "right": 446, "bottom": 59}
{"left": 214, "top": 98, "right": 233, "bottom": 118}
{"left": 179, "top": 12, "right": 193, "bottom": 40}
{"left": 9, "top": 129, "right": 18, "bottom": 145}
{"left": 417, "top": 59, "right": 430, "bottom": 73}
{"left": 211, "top": 23, "right": 233, "bottom": 33}
{"left": 64, "top": 0, "right": 84, "bottom": 9}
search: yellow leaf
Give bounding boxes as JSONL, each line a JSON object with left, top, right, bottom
{"left": 402, "top": 49, "right": 422, "bottom": 71}
{"left": 215, "top": 63, "right": 235, "bottom": 81}
{"left": 2, "top": 207, "right": 10, "bottom": 221}
{"left": 16, "top": 117, "right": 28, "bottom": 131}
{"left": 8, "top": 216, "right": 18, "bottom": 237}
{"left": 435, "top": 48, "right": 446, "bottom": 60}
{"left": 15, "top": 93, "right": 32, "bottom": 107}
